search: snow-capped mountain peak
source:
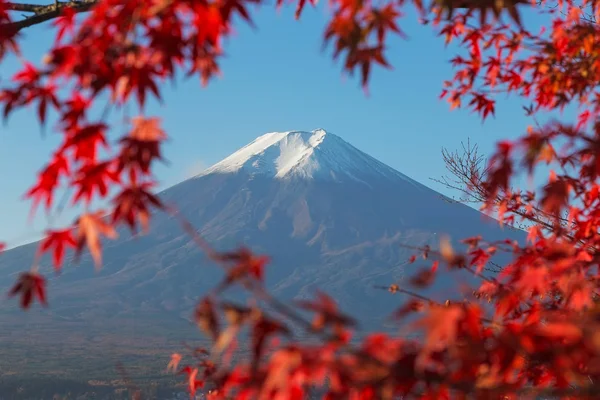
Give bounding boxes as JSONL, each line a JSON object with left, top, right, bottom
{"left": 198, "top": 129, "right": 421, "bottom": 186}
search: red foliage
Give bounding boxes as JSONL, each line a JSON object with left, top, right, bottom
{"left": 39, "top": 228, "right": 76, "bottom": 270}
{"left": 8, "top": 272, "right": 47, "bottom": 309}
{"left": 3, "top": 0, "right": 600, "bottom": 398}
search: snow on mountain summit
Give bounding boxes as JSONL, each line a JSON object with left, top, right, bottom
{"left": 198, "top": 129, "right": 422, "bottom": 187}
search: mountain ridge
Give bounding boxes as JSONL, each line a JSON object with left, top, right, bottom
{"left": 196, "top": 129, "right": 425, "bottom": 188}
{"left": 0, "top": 128, "right": 524, "bottom": 381}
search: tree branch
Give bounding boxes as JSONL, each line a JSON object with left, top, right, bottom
{"left": 431, "top": 139, "right": 572, "bottom": 233}
{"left": 5, "top": 2, "right": 52, "bottom": 13}
{"left": 2, "top": 0, "right": 98, "bottom": 32}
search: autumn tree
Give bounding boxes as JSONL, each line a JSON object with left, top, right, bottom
{"left": 3, "top": 0, "right": 600, "bottom": 398}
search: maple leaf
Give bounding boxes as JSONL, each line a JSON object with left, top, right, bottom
{"left": 74, "top": 211, "right": 118, "bottom": 268}
{"left": 192, "top": 2, "right": 224, "bottom": 44}
{"left": 34, "top": 83, "right": 60, "bottom": 126}
{"left": 296, "top": 291, "right": 356, "bottom": 332}
{"left": 0, "top": 2, "right": 19, "bottom": 59}
{"left": 540, "top": 178, "right": 571, "bottom": 216}
{"left": 61, "top": 123, "right": 109, "bottom": 163}
{"left": 392, "top": 299, "right": 425, "bottom": 319}
{"left": 60, "top": 92, "right": 90, "bottom": 130}
{"left": 461, "top": 235, "right": 482, "bottom": 249}
{"left": 167, "top": 353, "right": 182, "bottom": 373}
{"left": 576, "top": 109, "right": 592, "bottom": 130}
{"left": 251, "top": 315, "right": 290, "bottom": 366}
{"left": 53, "top": 6, "right": 77, "bottom": 42}
{"left": 195, "top": 297, "right": 220, "bottom": 341}
{"left": 112, "top": 59, "right": 162, "bottom": 107}
{"left": 39, "top": 228, "right": 77, "bottom": 270}
{"left": 180, "top": 366, "right": 204, "bottom": 396}
{"left": 71, "top": 161, "right": 120, "bottom": 204}
{"left": 409, "top": 268, "right": 436, "bottom": 288}
{"left": 218, "top": 304, "right": 252, "bottom": 339}
{"left": 213, "top": 303, "right": 251, "bottom": 355}
{"left": 414, "top": 304, "right": 464, "bottom": 362}
{"left": 215, "top": 247, "right": 270, "bottom": 289}
{"left": 116, "top": 117, "right": 167, "bottom": 177}
{"left": 220, "top": 0, "right": 260, "bottom": 24}
{"left": 469, "top": 248, "right": 491, "bottom": 273}
{"left": 366, "top": 5, "right": 403, "bottom": 43}
{"left": 8, "top": 272, "right": 47, "bottom": 309}
{"left": 292, "top": 0, "right": 318, "bottom": 19}
{"left": 526, "top": 225, "right": 543, "bottom": 244}
{"left": 439, "top": 235, "right": 466, "bottom": 268}
{"left": 111, "top": 182, "right": 164, "bottom": 233}
{"left": 129, "top": 117, "right": 167, "bottom": 142}
{"left": 495, "top": 292, "right": 521, "bottom": 317}
{"left": 12, "top": 62, "right": 39, "bottom": 84}
{"left": 25, "top": 152, "right": 70, "bottom": 215}
{"left": 422, "top": 244, "right": 430, "bottom": 259}
{"left": 260, "top": 348, "right": 304, "bottom": 397}
{"left": 515, "top": 267, "right": 549, "bottom": 297}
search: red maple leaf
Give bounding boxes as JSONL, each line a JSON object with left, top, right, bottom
{"left": 39, "top": 228, "right": 77, "bottom": 271}
{"left": 8, "top": 272, "right": 47, "bottom": 309}
{"left": 216, "top": 247, "right": 270, "bottom": 289}
{"left": 74, "top": 211, "right": 118, "bottom": 268}
{"left": 53, "top": 6, "right": 77, "bottom": 42}
{"left": 116, "top": 117, "right": 167, "bottom": 177}
{"left": 60, "top": 92, "right": 90, "bottom": 130}
{"left": 296, "top": 291, "right": 356, "bottom": 332}
{"left": 71, "top": 161, "right": 120, "bottom": 204}
{"left": 111, "top": 182, "right": 164, "bottom": 233}
{"left": 251, "top": 315, "right": 290, "bottom": 364}
{"left": 25, "top": 152, "right": 70, "bottom": 215}
{"left": 180, "top": 366, "right": 204, "bottom": 396}
{"left": 61, "top": 123, "right": 109, "bottom": 163}
{"left": 12, "top": 62, "right": 39, "bottom": 84}
{"left": 195, "top": 297, "right": 220, "bottom": 341}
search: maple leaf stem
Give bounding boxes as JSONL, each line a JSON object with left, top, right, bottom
{"left": 173, "top": 211, "right": 325, "bottom": 334}
{"left": 247, "top": 280, "right": 321, "bottom": 333}
{"left": 373, "top": 284, "right": 499, "bottom": 325}
{"left": 169, "top": 209, "right": 217, "bottom": 257}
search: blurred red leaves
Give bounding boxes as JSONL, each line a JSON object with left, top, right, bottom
{"left": 195, "top": 298, "right": 220, "bottom": 341}
{"left": 116, "top": 117, "right": 167, "bottom": 177}
{"left": 8, "top": 272, "right": 47, "bottom": 309}
{"left": 25, "top": 152, "right": 70, "bottom": 215}
{"left": 297, "top": 291, "right": 356, "bottom": 334}
{"left": 111, "top": 182, "right": 163, "bottom": 233}
{"left": 215, "top": 248, "right": 270, "bottom": 289}
{"left": 2, "top": 0, "right": 600, "bottom": 397}
{"left": 74, "top": 211, "right": 118, "bottom": 268}
{"left": 39, "top": 228, "right": 76, "bottom": 270}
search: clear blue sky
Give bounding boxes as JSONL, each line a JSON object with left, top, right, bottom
{"left": 0, "top": 4, "right": 556, "bottom": 247}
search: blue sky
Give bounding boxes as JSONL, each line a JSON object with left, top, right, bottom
{"left": 0, "top": 3, "right": 556, "bottom": 247}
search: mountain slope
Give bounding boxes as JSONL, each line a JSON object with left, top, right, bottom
{"left": 0, "top": 129, "right": 524, "bottom": 380}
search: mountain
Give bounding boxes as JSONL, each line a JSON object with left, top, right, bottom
{"left": 0, "top": 129, "right": 524, "bottom": 381}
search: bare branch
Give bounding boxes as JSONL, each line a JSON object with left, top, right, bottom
{"left": 5, "top": 2, "right": 52, "bottom": 13}
{"left": 432, "top": 140, "right": 591, "bottom": 249}
{"left": 2, "top": 0, "right": 98, "bottom": 32}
